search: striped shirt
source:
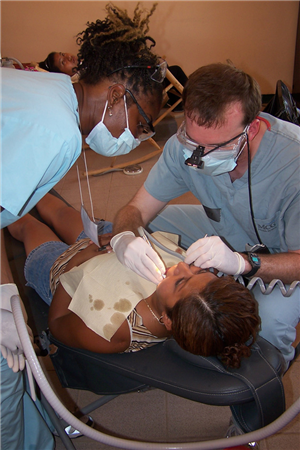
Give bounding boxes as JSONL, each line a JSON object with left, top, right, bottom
{"left": 50, "top": 238, "right": 91, "bottom": 295}
{"left": 126, "top": 309, "right": 167, "bottom": 352}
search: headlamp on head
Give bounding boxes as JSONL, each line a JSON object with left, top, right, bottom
{"left": 185, "top": 146, "right": 205, "bottom": 169}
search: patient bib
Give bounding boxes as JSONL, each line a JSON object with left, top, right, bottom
{"left": 60, "top": 232, "right": 185, "bottom": 341}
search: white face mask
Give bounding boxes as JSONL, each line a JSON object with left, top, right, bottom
{"left": 80, "top": 205, "right": 99, "bottom": 246}
{"left": 85, "top": 95, "right": 141, "bottom": 157}
{"left": 182, "top": 139, "right": 247, "bottom": 176}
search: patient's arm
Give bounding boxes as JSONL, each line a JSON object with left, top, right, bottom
{"left": 1, "top": 230, "right": 14, "bottom": 284}
{"left": 49, "top": 282, "right": 131, "bottom": 353}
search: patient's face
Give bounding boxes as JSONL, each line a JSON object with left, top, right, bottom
{"left": 156, "top": 262, "right": 217, "bottom": 309}
{"left": 53, "top": 52, "right": 78, "bottom": 76}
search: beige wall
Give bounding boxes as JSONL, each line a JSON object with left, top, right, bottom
{"left": 1, "top": 1, "right": 299, "bottom": 94}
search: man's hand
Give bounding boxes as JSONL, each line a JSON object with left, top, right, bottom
{"left": 185, "top": 236, "right": 245, "bottom": 275}
{"left": 111, "top": 232, "right": 165, "bottom": 284}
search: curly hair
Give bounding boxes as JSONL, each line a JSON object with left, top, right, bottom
{"left": 75, "top": 2, "right": 163, "bottom": 99}
{"left": 165, "top": 276, "right": 261, "bottom": 368}
{"left": 182, "top": 63, "right": 262, "bottom": 128}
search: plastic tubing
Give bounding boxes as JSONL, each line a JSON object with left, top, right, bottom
{"left": 1, "top": 56, "right": 24, "bottom": 70}
{"left": 11, "top": 295, "right": 300, "bottom": 450}
{"left": 144, "top": 229, "right": 185, "bottom": 261}
{"left": 146, "top": 233, "right": 300, "bottom": 296}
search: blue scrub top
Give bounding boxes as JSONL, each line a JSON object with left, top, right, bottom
{"left": 1, "top": 68, "right": 82, "bottom": 228}
{"left": 144, "top": 113, "right": 300, "bottom": 253}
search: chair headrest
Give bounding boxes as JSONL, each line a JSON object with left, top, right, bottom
{"left": 163, "top": 337, "right": 263, "bottom": 374}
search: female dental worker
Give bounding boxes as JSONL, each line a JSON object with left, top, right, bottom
{"left": 0, "top": 3, "right": 164, "bottom": 448}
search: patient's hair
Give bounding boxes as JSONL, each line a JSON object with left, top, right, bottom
{"left": 75, "top": 2, "right": 163, "bottom": 99}
{"left": 165, "top": 276, "right": 261, "bottom": 368}
{"left": 39, "top": 52, "right": 60, "bottom": 73}
{"left": 182, "top": 62, "right": 262, "bottom": 128}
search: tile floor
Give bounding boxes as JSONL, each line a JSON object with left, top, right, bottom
{"left": 38, "top": 112, "right": 299, "bottom": 450}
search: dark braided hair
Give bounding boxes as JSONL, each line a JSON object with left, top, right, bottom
{"left": 39, "top": 52, "right": 61, "bottom": 73}
{"left": 75, "top": 2, "right": 163, "bottom": 99}
{"left": 165, "top": 276, "right": 261, "bottom": 368}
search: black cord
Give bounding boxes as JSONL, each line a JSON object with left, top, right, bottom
{"left": 247, "top": 134, "right": 263, "bottom": 245}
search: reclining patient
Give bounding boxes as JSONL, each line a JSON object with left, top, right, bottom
{"left": 8, "top": 193, "right": 260, "bottom": 368}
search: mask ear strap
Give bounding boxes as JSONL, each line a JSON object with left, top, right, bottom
{"left": 101, "top": 101, "right": 109, "bottom": 122}
{"left": 124, "top": 95, "right": 129, "bottom": 129}
{"left": 235, "top": 140, "right": 247, "bottom": 161}
{"left": 235, "top": 126, "right": 250, "bottom": 161}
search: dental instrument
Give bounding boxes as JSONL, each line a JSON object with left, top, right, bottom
{"left": 138, "top": 227, "right": 185, "bottom": 262}
{"left": 137, "top": 227, "right": 168, "bottom": 277}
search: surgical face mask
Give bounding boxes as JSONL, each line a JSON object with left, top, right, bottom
{"left": 85, "top": 95, "right": 141, "bottom": 157}
{"left": 81, "top": 205, "right": 99, "bottom": 246}
{"left": 197, "top": 142, "right": 247, "bottom": 176}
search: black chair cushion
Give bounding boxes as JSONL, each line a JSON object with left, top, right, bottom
{"left": 49, "top": 334, "right": 286, "bottom": 432}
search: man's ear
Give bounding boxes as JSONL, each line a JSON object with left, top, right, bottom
{"left": 247, "top": 118, "right": 261, "bottom": 141}
{"left": 107, "top": 84, "right": 126, "bottom": 109}
{"left": 162, "top": 313, "right": 172, "bottom": 331}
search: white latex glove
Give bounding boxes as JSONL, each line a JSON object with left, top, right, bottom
{"left": 184, "top": 236, "right": 245, "bottom": 276}
{"left": 111, "top": 231, "right": 165, "bottom": 284}
{"left": 0, "top": 285, "right": 33, "bottom": 372}
{"left": 0, "top": 343, "right": 25, "bottom": 372}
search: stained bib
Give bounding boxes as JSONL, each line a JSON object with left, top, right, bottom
{"left": 60, "top": 232, "right": 185, "bottom": 341}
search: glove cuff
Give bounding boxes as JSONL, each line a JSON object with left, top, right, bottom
{"left": 0, "top": 284, "right": 19, "bottom": 311}
{"left": 234, "top": 253, "right": 246, "bottom": 276}
{"left": 110, "top": 231, "right": 135, "bottom": 250}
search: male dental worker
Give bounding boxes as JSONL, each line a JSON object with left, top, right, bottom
{"left": 111, "top": 63, "right": 300, "bottom": 369}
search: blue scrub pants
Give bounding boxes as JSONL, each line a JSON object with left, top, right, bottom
{"left": 0, "top": 354, "right": 55, "bottom": 450}
{"left": 149, "top": 204, "right": 300, "bottom": 366}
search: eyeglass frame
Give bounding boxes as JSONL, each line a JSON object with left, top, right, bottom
{"left": 177, "top": 121, "right": 249, "bottom": 156}
{"left": 125, "top": 88, "right": 156, "bottom": 141}
{"left": 108, "top": 59, "right": 167, "bottom": 83}
{"left": 177, "top": 121, "right": 250, "bottom": 169}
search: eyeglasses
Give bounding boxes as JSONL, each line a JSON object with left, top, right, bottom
{"left": 125, "top": 88, "right": 155, "bottom": 141}
{"left": 108, "top": 59, "right": 167, "bottom": 83}
{"left": 177, "top": 121, "right": 249, "bottom": 155}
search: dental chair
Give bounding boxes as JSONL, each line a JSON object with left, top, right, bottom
{"left": 4, "top": 192, "right": 288, "bottom": 450}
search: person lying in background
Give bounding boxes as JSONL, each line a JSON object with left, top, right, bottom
{"left": 39, "top": 52, "right": 78, "bottom": 76}
{"left": 8, "top": 193, "right": 260, "bottom": 369}
{"left": 38, "top": 49, "right": 187, "bottom": 108}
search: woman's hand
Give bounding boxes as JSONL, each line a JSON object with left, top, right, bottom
{"left": 65, "top": 233, "right": 113, "bottom": 272}
{"left": 97, "top": 232, "right": 113, "bottom": 251}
